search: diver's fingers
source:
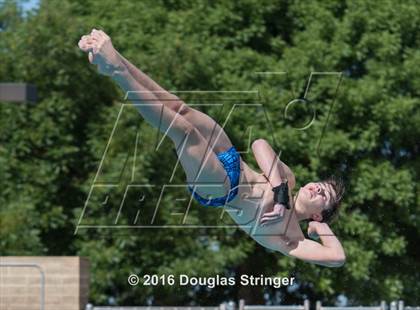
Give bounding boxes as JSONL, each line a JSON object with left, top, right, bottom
{"left": 90, "top": 29, "right": 102, "bottom": 40}
{"left": 261, "top": 205, "right": 284, "bottom": 218}
{"left": 260, "top": 212, "right": 282, "bottom": 222}
{"left": 273, "top": 204, "right": 286, "bottom": 215}
{"left": 96, "top": 29, "right": 108, "bottom": 39}
{"left": 78, "top": 40, "right": 90, "bottom": 52}
{"left": 79, "top": 35, "right": 98, "bottom": 49}
{"left": 261, "top": 210, "right": 278, "bottom": 218}
{"left": 79, "top": 41, "right": 95, "bottom": 52}
{"left": 260, "top": 206, "right": 285, "bottom": 225}
{"left": 83, "top": 35, "right": 98, "bottom": 43}
{"left": 260, "top": 216, "right": 283, "bottom": 226}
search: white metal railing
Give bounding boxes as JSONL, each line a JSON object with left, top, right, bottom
{"left": 242, "top": 300, "right": 310, "bottom": 310}
{"left": 316, "top": 301, "right": 386, "bottom": 310}
{"left": 86, "top": 300, "right": 420, "bottom": 310}
{"left": 0, "top": 263, "right": 45, "bottom": 310}
{"left": 390, "top": 301, "right": 420, "bottom": 310}
{"left": 87, "top": 308, "right": 220, "bottom": 310}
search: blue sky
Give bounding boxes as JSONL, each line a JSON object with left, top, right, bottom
{"left": 20, "top": 0, "right": 40, "bottom": 12}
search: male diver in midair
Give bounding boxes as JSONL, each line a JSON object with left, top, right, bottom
{"left": 79, "top": 29, "right": 346, "bottom": 267}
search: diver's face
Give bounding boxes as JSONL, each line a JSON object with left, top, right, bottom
{"left": 296, "top": 182, "right": 335, "bottom": 221}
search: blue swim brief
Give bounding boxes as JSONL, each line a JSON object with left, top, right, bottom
{"left": 187, "top": 146, "right": 241, "bottom": 207}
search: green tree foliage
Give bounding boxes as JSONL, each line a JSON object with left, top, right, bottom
{"left": 0, "top": 0, "right": 418, "bottom": 306}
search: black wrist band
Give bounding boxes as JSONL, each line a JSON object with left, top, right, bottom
{"left": 272, "top": 181, "right": 290, "bottom": 209}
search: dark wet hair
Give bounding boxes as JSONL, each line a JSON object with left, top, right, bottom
{"left": 320, "top": 175, "right": 345, "bottom": 224}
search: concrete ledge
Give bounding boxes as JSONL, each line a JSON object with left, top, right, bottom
{"left": 0, "top": 256, "right": 90, "bottom": 310}
{"left": 0, "top": 83, "right": 37, "bottom": 103}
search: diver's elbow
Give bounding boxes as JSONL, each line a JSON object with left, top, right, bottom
{"left": 252, "top": 139, "right": 267, "bottom": 150}
{"left": 331, "top": 259, "right": 346, "bottom": 267}
{"left": 330, "top": 253, "right": 346, "bottom": 267}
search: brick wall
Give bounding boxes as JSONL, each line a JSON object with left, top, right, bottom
{"left": 0, "top": 256, "right": 89, "bottom": 310}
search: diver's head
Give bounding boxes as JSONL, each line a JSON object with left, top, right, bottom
{"left": 294, "top": 175, "right": 345, "bottom": 223}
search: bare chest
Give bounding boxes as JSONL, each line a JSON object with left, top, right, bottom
{"left": 226, "top": 168, "right": 302, "bottom": 251}
{"left": 225, "top": 164, "right": 298, "bottom": 240}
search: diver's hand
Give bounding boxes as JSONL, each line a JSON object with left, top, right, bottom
{"left": 307, "top": 221, "right": 324, "bottom": 240}
{"left": 78, "top": 29, "right": 124, "bottom": 76}
{"left": 260, "top": 203, "right": 286, "bottom": 226}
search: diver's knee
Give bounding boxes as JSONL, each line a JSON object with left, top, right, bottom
{"left": 179, "top": 121, "right": 195, "bottom": 135}
{"left": 173, "top": 121, "right": 198, "bottom": 143}
{"left": 177, "top": 103, "right": 191, "bottom": 116}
